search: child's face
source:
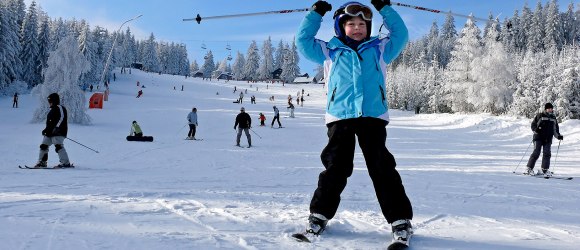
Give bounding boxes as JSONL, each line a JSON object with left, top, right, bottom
{"left": 344, "top": 16, "right": 367, "bottom": 41}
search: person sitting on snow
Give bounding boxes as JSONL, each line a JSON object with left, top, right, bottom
{"left": 130, "top": 121, "right": 143, "bottom": 137}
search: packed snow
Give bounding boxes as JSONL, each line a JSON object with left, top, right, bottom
{"left": 1, "top": 69, "right": 579, "bottom": 250}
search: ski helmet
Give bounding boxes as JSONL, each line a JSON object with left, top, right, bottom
{"left": 333, "top": 1, "right": 373, "bottom": 39}
{"left": 47, "top": 93, "right": 60, "bottom": 105}
{"left": 544, "top": 103, "right": 554, "bottom": 110}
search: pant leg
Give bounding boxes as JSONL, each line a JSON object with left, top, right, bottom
{"left": 192, "top": 125, "right": 197, "bottom": 138}
{"left": 236, "top": 128, "right": 243, "bottom": 145}
{"left": 540, "top": 142, "right": 552, "bottom": 170}
{"left": 188, "top": 124, "right": 195, "bottom": 137}
{"left": 310, "top": 120, "right": 356, "bottom": 219}
{"left": 276, "top": 116, "right": 282, "bottom": 127}
{"left": 38, "top": 136, "right": 52, "bottom": 162}
{"left": 244, "top": 128, "right": 251, "bottom": 146}
{"left": 355, "top": 118, "right": 413, "bottom": 223}
{"left": 526, "top": 141, "right": 543, "bottom": 169}
{"left": 52, "top": 136, "right": 70, "bottom": 164}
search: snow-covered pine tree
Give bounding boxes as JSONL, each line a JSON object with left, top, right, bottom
{"left": 19, "top": 1, "right": 41, "bottom": 87}
{"left": 519, "top": 4, "right": 533, "bottom": 52}
{"left": 141, "top": 33, "right": 160, "bottom": 73}
{"left": 117, "top": 28, "right": 133, "bottom": 70}
{"left": 561, "top": 2, "right": 577, "bottom": 47}
{"left": 510, "top": 50, "right": 547, "bottom": 117}
{"left": 439, "top": 13, "right": 457, "bottom": 67}
{"left": 37, "top": 14, "right": 51, "bottom": 81}
{"left": 201, "top": 50, "right": 215, "bottom": 78}
{"left": 443, "top": 18, "right": 482, "bottom": 113}
{"left": 231, "top": 51, "right": 245, "bottom": 80}
{"left": 0, "top": 2, "right": 22, "bottom": 91}
{"left": 426, "top": 56, "right": 445, "bottom": 113}
{"left": 527, "top": 1, "right": 545, "bottom": 53}
{"left": 273, "top": 39, "right": 285, "bottom": 72}
{"left": 280, "top": 40, "right": 300, "bottom": 83}
{"left": 49, "top": 17, "right": 67, "bottom": 50}
{"left": 543, "top": 0, "right": 563, "bottom": 51}
{"left": 470, "top": 22, "right": 515, "bottom": 114}
{"left": 258, "top": 36, "right": 274, "bottom": 81}
{"left": 243, "top": 40, "right": 260, "bottom": 81}
{"left": 33, "top": 36, "right": 91, "bottom": 124}
{"left": 78, "top": 23, "right": 98, "bottom": 88}
{"left": 553, "top": 46, "right": 580, "bottom": 119}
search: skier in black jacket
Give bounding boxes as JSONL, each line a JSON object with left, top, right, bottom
{"left": 234, "top": 107, "right": 252, "bottom": 147}
{"left": 526, "top": 103, "right": 563, "bottom": 176}
{"left": 35, "top": 93, "right": 71, "bottom": 168}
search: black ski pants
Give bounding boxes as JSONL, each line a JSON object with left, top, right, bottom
{"left": 188, "top": 124, "right": 197, "bottom": 138}
{"left": 271, "top": 115, "right": 281, "bottom": 127}
{"left": 310, "top": 117, "right": 413, "bottom": 223}
{"left": 526, "top": 140, "right": 552, "bottom": 170}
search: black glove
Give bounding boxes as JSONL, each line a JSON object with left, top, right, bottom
{"left": 557, "top": 135, "right": 563, "bottom": 140}
{"left": 371, "top": 0, "right": 391, "bottom": 11}
{"left": 312, "top": 1, "right": 332, "bottom": 16}
{"left": 234, "top": 126, "right": 237, "bottom": 130}
{"left": 42, "top": 129, "right": 49, "bottom": 136}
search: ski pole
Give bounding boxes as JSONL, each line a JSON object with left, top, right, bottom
{"left": 184, "top": 8, "right": 311, "bottom": 24}
{"left": 513, "top": 140, "right": 533, "bottom": 173}
{"left": 552, "top": 140, "right": 561, "bottom": 173}
{"left": 176, "top": 124, "right": 187, "bottom": 136}
{"left": 184, "top": 2, "right": 496, "bottom": 24}
{"left": 390, "top": 1, "right": 496, "bottom": 24}
{"left": 66, "top": 137, "right": 99, "bottom": 153}
{"left": 249, "top": 128, "right": 262, "bottom": 139}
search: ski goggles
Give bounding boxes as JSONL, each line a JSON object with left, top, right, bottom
{"left": 334, "top": 3, "right": 373, "bottom": 21}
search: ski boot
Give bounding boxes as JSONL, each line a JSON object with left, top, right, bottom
{"left": 55, "top": 163, "right": 73, "bottom": 169}
{"left": 391, "top": 219, "right": 413, "bottom": 246}
{"left": 524, "top": 168, "right": 535, "bottom": 175}
{"left": 306, "top": 213, "right": 328, "bottom": 236}
{"left": 33, "top": 161, "right": 47, "bottom": 168}
{"left": 291, "top": 213, "right": 329, "bottom": 242}
{"left": 541, "top": 168, "right": 553, "bottom": 177}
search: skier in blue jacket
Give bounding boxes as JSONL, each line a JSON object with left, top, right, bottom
{"left": 295, "top": 0, "right": 413, "bottom": 244}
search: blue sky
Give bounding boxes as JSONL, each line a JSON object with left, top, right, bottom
{"left": 31, "top": 0, "right": 571, "bottom": 75}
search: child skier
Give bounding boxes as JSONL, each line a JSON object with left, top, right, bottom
{"left": 259, "top": 113, "right": 266, "bottom": 126}
{"left": 295, "top": 0, "right": 413, "bottom": 245}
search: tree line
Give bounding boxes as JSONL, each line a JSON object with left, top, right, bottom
{"left": 0, "top": 0, "right": 190, "bottom": 96}
{"left": 388, "top": 0, "right": 580, "bottom": 120}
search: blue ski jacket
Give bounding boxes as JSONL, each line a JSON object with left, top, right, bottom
{"left": 296, "top": 6, "right": 408, "bottom": 124}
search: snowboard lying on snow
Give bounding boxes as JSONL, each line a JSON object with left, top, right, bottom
{"left": 126, "top": 135, "right": 154, "bottom": 142}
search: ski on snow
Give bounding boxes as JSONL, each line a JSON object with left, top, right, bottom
{"left": 290, "top": 232, "right": 410, "bottom": 249}
{"left": 291, "top": 232, "right": 312, "bottom": 243}
{"left": 19, "top": 164, "right": 75, "bottom": 169}
{"left": 513, "top": 172, "right": 573, "bottom": 180}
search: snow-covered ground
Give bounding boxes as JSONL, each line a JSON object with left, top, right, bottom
{"left": 1, "top": 69, "right": 579, "bottom": 250}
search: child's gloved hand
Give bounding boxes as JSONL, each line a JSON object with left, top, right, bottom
{"left": 371, "top": 0, "right": 391, "bottom": 11}
{"left": 312, "top": 1, "right": 332, "bottom": 16}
